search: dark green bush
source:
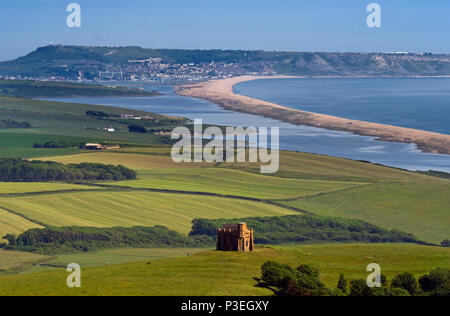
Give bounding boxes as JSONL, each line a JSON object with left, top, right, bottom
{"left": 4, "top": 226, "right": 215, "bottom": 254}
{"left": 0, "top": 158, "right": 137, "bottom": 182}
{"left": 190, "top": 215, "right": 424, "bottom": 245}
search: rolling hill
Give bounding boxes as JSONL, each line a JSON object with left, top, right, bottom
{"left": 1, "top": 45, "right": 450, "bottom": 79}
{"left": 0, "top": 244, "right": 448, "bottom": 295}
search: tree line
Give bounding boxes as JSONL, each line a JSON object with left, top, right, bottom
{"left": 1, "top": 225, "right": 215, "bottom": 254}
{"left": 260, "top": 261, "right": 449, "bottom": 296}
{"left": 0, "top": 158, "right": 137, "bottom": 182}
{"left": 190, "top": 215, "right": 425, "bottom": 245}
{"left": 0, "top": 119, "right": 32, "bottom": 129}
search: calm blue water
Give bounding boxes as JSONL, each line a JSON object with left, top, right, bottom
{"left": 235, "top": 78, "right": 450, "bottom": 135}
{"left": 42, "top": 82, "right": 450, "bottom": 172}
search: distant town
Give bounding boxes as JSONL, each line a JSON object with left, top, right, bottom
{"left": 0, "top": 45, "right": 447, "bottom": 83}
{"left": 0, "top": 56, "right": 276, "bottom": 83}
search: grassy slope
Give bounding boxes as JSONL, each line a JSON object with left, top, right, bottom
{"left": 40, "top": 152, "right": 207, "bottom": 171}
{"left": 0, "top": 248, "right": 207, "bottom": 275}
{"left": 23, "top": 248, "right": 210, "bottom": 274}
{"left": 0, "top": 131, "right": 87, "bottom": 158}
{"left": 0, "top": 95, "right": 180, "bottom": 158}
{"left": 0, "top": 191, "right": 296, "bottom": 235}
{"left": 112, "top": 168, "right": 361, "bottom": 200}
{"left": 0, "top": 244, "right": 448, "bottom": 296}
{"left": 220, "top": 151, "right": 450, "bottom": 243}
{"left": 11, "top": 149, "right": 450, "bottom": 243}
{"left": 0, "top": 79, "right": 157, "bottom": 98}
{"left": 279, "top": 183, "right": 450, "bottom": 244}
{"left": 0, "top": 183, "right": 99, "bottom": 194}
{"left": 221, "top": 151, "right": 438, "bottom": 183}
{"left": 0, "top": 249, "right": 49, "bottom": 271}
{"left": 0, "top": 208, "right": 42, "bottom": 238}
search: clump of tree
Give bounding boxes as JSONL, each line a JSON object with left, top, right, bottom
{"left": 418, "top": 268, "right": 450, "bottom": 296}
{"left": 86, "top": 110, "right": 110, "bottom": 118}
{"left": 128, "top": 124, "right": 147, "bottom": 133}
{"left": 0, "top": 119, "right": 32, "bottom": 129}
{"left": 260, "top": 261, "right": 449, "bottom": 296}
{"left": 260, "top": 261, "right": 334, "bottom": 296}
{"left": 0, "top": 158, "right": 137, "bottom": 182}
{"left": 441, "top": 239, "right": 450, "bottom": 247}
{"left": 1, "top": 226, "right": 215, "bottom": 254}
{"left": 190, "top": 215, "right": 425, "bottom": 245}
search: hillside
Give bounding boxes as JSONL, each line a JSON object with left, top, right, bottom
{"left": 0, "top": 94, "right": 185, "bottom": 158}
{"left": 0, "top": 244, "right": 448, "bottom": 295}
{"left": 0, "top": 80, "right": 159, "bottom": 98}
{"left": 1, "top": 45, "right": 450, "bottom": 80}
{"left": 0, "top": 146, "right": 448, "bottom": 244}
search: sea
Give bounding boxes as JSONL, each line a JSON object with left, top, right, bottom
{"left": 41, "top": 78, "right": 450, "bottom": 172}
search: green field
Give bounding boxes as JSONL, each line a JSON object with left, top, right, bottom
{"left": 41, "top": 152, "right": 206, "bottom": 171}
{"left": 0, "top": 243, "right": 448, "bottom": 296}
{"left": 0, "top": 249, "right": 50, "bottom": 272}
{"left": 0, "top": 79, "right": 158, "bottom": 98}
{"left": 0, "top": 94, "right": 184, "bottom": 159}
{"left": 279, "top": 183, "right": 450, "bottom": 243}
{"left": 0, "top": 208, "right": 42, "bottom": 238}
{"left": 222, "top": 150, "right": 440, "bottom": 183}
{"left": 23, "top": 248, "right": 210, "bottom": 274}
{"left": 0, "top": 248, "right": 208, "bottom": 275}
{"left": 113, "top": 168, "right": 362, "bottom": 200}
{"left": 0, "top": 182, "right": 99, "bottom": 195}
{"left": 1, "top": 148, "right": 446, "bottom": 244}
{"left": 0, "top": 191, "right": 296, "bottom": 235}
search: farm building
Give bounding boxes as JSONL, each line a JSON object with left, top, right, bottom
{"left": 84, "top": 143, "right": 104, "bottom": 150}
{"left": 217, "top": 223, "right": 254, "bottom": 252}
{"left": 84, "top": 143, "right": 120, "bottom": 150}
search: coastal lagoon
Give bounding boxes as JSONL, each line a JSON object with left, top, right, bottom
{"left": 44, "top": 82, "right": 450, "bottom": 172}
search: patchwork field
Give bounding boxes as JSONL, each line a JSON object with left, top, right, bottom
{"left": 221, "top": 150, "right": 440, "bottom": 183}
{"left": 113, "top": 168, "right": 362, "bottom": 200}
{"left": 0, "top": 191, "right": 296, "bottom": 235}
{"left": 0, "top": 208, "right": 43, "bottom": 238}
{"left": 280, "top": 183, "right": 450, "bottom": 243}
{"left": 0, "top": 131, "right": 85, "bottom": 158}
{"left": 0, "top": 249, "right": 50, "bottom": 272}
{"left": 0, "top": 243, "right": 448, "bottom": 296}
{"left": 0, "top": 182, "right": 99, "bottom": 195}
{"left": 23, "top": 248, "right": 210, "bottom": 274}
{"left": 41, "top": 152, "right": 206, "bottom": 171}
{"left": 0, "top": 146, "right": 450, "bottom": 243}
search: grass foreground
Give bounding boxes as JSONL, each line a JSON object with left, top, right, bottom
{"left": 0, "top": 243, "right": 448, "bottom": 296}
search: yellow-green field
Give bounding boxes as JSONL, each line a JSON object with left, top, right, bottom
{"left": 0, "top": 249, "right": 50, "bottom": 272}
{"left": 40, "top": 152, "right": 206, "bottom": 171}
{"left": 0, "top": 191, "right": 296, "bottom": 234}
{"left": 279, "top": 183, "right": 450, "bottom": 243}
{"left": 113, "top": 168, "right": 362, "bottom": 200}
{"left": 1, "top": 149, "right": 447, "bottom": 244}
{"left": 0, "top": 243, "right": 448, "bottom": 296}
{"left": 22, "top": 248, "right": 210, "bottom": 274}
{"left": 0, "top": 182, "right": 99, "bottom": 194}
{"left": 0, "top": 208, "right": 42, "bottom": 240}
{"left": 222, "top": 150, "right": 442, "bottom": 183}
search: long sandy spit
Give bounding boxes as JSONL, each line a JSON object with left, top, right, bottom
{"left": 176, "top": 76, "right": 450, "bottom": 155}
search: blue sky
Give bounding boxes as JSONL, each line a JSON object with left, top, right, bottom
{"left": 0, "top": 0, "right": 449, "bottom": 61}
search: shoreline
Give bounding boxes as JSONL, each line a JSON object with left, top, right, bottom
{"left": 176, "top": 76, "right": 450, "bottom": 155}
